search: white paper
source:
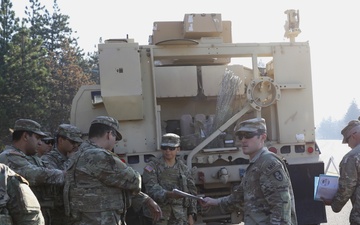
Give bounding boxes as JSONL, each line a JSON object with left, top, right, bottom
{"left": 314, "top": 174, "right": 339, "bottom": 201}
{"left": 172, "top": 189, "right": 203, "bottom": 200}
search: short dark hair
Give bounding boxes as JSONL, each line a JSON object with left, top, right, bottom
{"left": 12, "top": 130, "right": 33, "bottom": 141}
{"left": 55, "top": 135, "right": 67, "bottom": 144}
{"left": 88, "top": 123, "right": 113, "bottom": 139}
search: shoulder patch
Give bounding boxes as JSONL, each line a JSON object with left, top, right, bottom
{"left": 266, "top": 161, "right": 277, "bottom": 173}
{"left": 273, "top": 170, "right": 283, "bottom": 181}
{"left": 144, "top": 165, "right": 154, "bottom": 172}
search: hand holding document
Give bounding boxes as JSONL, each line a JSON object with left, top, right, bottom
{"left": 172, "top": 189, "right": 204, "bottom": 201}
{"left": 314, "top": 174, "right": 339, "bottom": 201}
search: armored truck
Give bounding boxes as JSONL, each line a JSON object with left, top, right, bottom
{"left": 71, "top": 10, "right": 326, "bottom": 224}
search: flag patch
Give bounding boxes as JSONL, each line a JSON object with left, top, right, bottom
{"left": 144, "top": 165, "right": 154, "bottom": 172}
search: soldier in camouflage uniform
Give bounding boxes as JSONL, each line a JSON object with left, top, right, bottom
{"left": 142, "top": 133, "right": 197, "bottom": 225}
{"left": 201, "top": 118, "right": 297, "bottom": 225}
{"left": 323, "top": 120, "right": 360, "bottom": 225}
{"left": 37, "top": 132, "right": 54, "bottom": 157}
{"left": 40, "top": 124, "right": 83, "bottom": 225}
{"left": 41, "top": 124, "right": 83, "bottom": 170}
{"left": 64, "top": 116, "right": 162, "bottom": 225}
{"left": 0, "top": 163, "right": 44, "bottom": 225}
{"left": 0, "top": 119, "right": 65, "bottom": 225}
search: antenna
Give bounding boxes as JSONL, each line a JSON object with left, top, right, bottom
{"left": 284, "top": 9, "right": 301, "bottom": 43}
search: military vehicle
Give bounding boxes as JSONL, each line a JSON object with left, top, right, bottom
{"left": 71, "top": 10, "right": 326, "bottom": 225}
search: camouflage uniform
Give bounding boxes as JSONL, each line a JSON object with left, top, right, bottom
{"left": 331, "top": 120, "right": 360, "bottom": 224}
{"left": 0, "top": 163, "right": 45, "bottom": 225}
{"left": 64, "top": 116, "right": 150, "bottom": 225}
{"left": 214, "top": 118, "right": 297, "bottom": 225}
{"left": 218, "top": 148, "right": 297, "bottom": 225}
{"left": 40, "top": 124, "right": 83, "bottom": 225}
{"left": 41, "top": 124, "right": 83, "bottom": 170}
{"left": 0, "top": 119, "right": 65, "bottom": 225}
{"left": 142, "top": 133, "right": 197, "bottom": 225}
{"left": 0, "top": 143, "right": 64, "bottom": 185}
{"left": 143, "top": 157, "right": 197, "bottom": 225}
{"left": 41, "top": 148, "right": 67, "bottom": 170}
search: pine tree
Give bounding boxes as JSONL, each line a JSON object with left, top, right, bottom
{"left": 342, "top": 99, "right": 360, "bottom": 124}
{"left": 316, "top": 100, "right": 360, "bottom": 140}
{"left": 0, "top": 0, "right": 22, "bottom": 145}
{"left": 45, "top": 39, "right": 93, "bottom": 131}
{"left": 23, "top": 0, "right": 94, "bottom": 132}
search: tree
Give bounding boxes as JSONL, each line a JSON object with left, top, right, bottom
{"left": 45, "top": 39, "right": 94, "bottom": 132}
{"left": 83, "top": 51, "right": 100, "bottom": 84}
{"left": 316, "top": 117, "right": 342, "bottom": 140}
{"left": 23, "top": 0, "right": 94, "bottom": 132}
{"left": 0, "top": 0, "right": 97, "bottom": 145}
{"left": 0, "top": 0, "right": 19, "bottom": 66}
{"left": 316, "top": 99, "right": 360, "bottom": 140}
{"left": 342, "top": 99, "right": 360, "bottom": 124}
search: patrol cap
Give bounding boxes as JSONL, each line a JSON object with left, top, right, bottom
{"left": 161, "top": 133, "right": 180, "bottom": 147}
{"left": 235, "top": 118, "right": 267, "bottom": 134}
{"left": 42, "top": 132, "right": 54, "bottom": 141}
{"left": 57, "top": 124, "right": 83, "bottom": 143}
{"left": 341, "top": 120, "right": 360, "bottom": 143}
{"left": 13, "top": 119, "right": 46, "bottom": 137}
{"left": 91, "top": 116, "right": 122, "bottom": 141}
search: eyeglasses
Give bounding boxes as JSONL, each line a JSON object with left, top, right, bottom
{"left": 237, "top": 132, "right": 260, "bottom": 140}
{"left": 42, "top": 139, "right": 54, "bottom": 145}
{"left": 109, "top": 130, "right": 121, "bottom": 141}
{"left": 346, "top": 132, "right": 357, "bottom": 143}
{"left": 160, "top": 146, "right": 177, "bottom": 151}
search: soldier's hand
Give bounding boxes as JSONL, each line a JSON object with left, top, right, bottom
{"left": 145, "top": 197, "right": 162, "bottom": 222}
{"left": 188, "top": 214, "right": 195, "bottom": 225}
{"left": 321, "top": 197, "right": 332, "bottom": 205}
{"left": 200, "top": 197, "right": 220, "bottom": 207}
{"left": 165, "top": 190, "right": 184, "bottom": 199}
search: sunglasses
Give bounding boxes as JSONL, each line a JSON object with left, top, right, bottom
{"left": 237, "top": 132, "right": 260, "bottom": 140}
{"left": 160, "top": 146, "right": 177, "bottom": 151}
{"left": 42, "top": 139, "right": 54, "bottom": 145}
{"left": 109, "top": 130, "right": 121, "bottom": 141}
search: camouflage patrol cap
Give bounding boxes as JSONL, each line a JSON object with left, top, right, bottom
{"left": 161, "top": 133, "right": 180, "bottom": 147}
{"left": 42, "top": 132, "right": 54, "bottom": 141}
{"left": 13, "top": 119, "right": 46, "bottom": 137}
{"left": 235, "top": 118, "right": 267, "bottom": 134}
{"left": 91, "top": 116, "right": 122, "bottom": 141}
{"left": 341, "top": 120, "right": 360, "bottom": 143}
{"left": 57, "top": 124, "right": 83, "bottom": 143}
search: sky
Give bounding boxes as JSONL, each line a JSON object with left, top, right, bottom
{"left": 12, "top": 0, "right": 360, "bottom": 127}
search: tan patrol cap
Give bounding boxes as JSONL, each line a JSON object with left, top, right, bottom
{"left": 341, "top": 120, "right": 360, "bottom": 143}
{"left": 91, "top": 116, "right": 122, "bottom": 141}
{"left": 57, "top": 124, "right": 83, "bottom": 143}
{"left": 235, "top": 118, "right": 267, "bottom": 134}
{"left": 13, "top": 119, "right": 46, "bottom": 137}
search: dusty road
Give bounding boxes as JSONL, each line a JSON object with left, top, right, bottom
{"left": 323, "top": 201, "right": 351, "bottom": 224}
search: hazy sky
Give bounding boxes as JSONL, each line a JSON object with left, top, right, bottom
{"left": 12, "top": 0, "right": 360, "bottom": 126}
